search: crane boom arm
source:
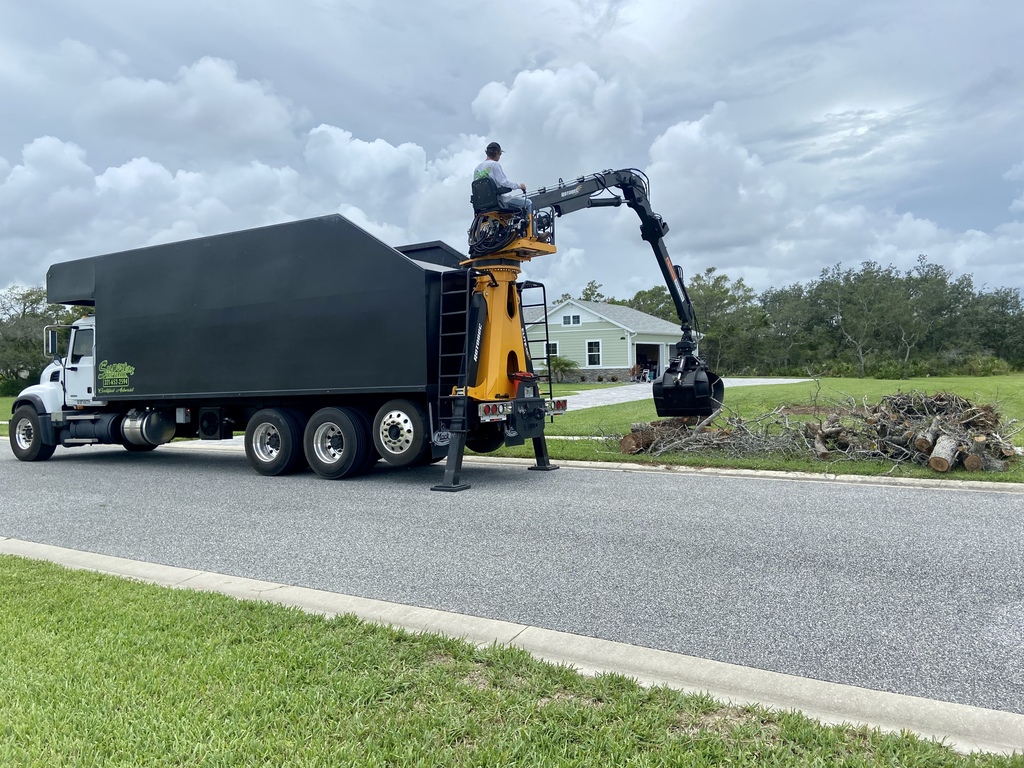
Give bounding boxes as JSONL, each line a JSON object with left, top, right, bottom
{"left": 526, "top": 168, "right": 723, "bottom": 417}
{"left": 528, "top": 169, "right": 697, "bottom": 340}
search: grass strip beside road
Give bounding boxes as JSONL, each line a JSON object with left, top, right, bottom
{"left": 1, "top": 395, "right": 12, "bottom": 437}
{"left": 0, "top": 555, "right": 1014, "bottom": 767}
{"left": 495, "top": 375, "right": 1024, "bottom": 483}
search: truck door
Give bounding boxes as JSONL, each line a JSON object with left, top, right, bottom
{"left": 64, "top": 326, "right": 96, "bottom": 405}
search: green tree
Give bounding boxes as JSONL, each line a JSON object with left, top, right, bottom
{"left": 968, "top": 286, "right": 1024, "bottom": 365}
{"left": 611, "top": 285, "right": 676, "bottom": 323}
{"left": 579, "top": 280, "right": 606, "bottom": 302}
{"left": 685, "top": 267, "right": 764, "bottom": 373}
{"left": 899, "top": 255, "right": 974, "bottom": 367}
{"left": 811, "top": 262, "right": 905, "bottom": 377}
{"left": 759, "top": 283, "right": 831, "bottom": 373}
{"left": 0, "top": 285, "right": 77, "bottom": 394}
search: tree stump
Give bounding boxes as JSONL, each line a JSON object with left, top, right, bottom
{"left": 963, "top": 435, "right": 988, "bottom": 472}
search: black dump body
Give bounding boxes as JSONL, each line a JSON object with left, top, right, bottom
{"left": 47, "top": 215, "right": 465, "bottom": 400}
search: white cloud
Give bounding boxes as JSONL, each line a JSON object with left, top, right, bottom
{"left": 0, "top": 1, "right": 1022, "bottom": 307}
{"left": 78, "top": 56, "right": 305, "bottom": 166}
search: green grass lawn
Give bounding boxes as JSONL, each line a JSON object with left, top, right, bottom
{"left": 1, "top": 395, "right": 13, "bottom": 437}
{"left": 0, "top": 555, "right": 1013, "bottom": 767}
{"left": 494, "top": 375, "right": 1024, "bottom": 482}
{"left": 548, "top": 375, "right": 1024, "bottom": 437}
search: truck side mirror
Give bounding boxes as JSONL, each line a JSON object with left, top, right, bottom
{"left": 46, "top": 329, "right": 59, "bottom": 358}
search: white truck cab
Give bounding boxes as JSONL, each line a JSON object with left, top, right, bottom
{"left": 16, "top": 315, "right": 100, "bottom": 417}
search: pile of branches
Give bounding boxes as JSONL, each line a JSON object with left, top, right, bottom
{"left": 619, "top": 391, "right": 1020, "bottom": 473}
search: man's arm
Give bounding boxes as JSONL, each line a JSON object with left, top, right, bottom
{"left": 490, "top": 162, "right": 526, "bottom": 192}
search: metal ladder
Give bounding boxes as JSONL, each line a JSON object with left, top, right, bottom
{"left": 432, "top": 269, "right": 474, "bottom": 491}
{"left": 518, "top": 280, "right": 555, "bottom": 415}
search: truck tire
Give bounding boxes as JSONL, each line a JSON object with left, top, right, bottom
{"left": 9, "top": 406, "right": 56, "bottom": 462}
{"left": 304, "top": 407, "right": 369, "bottom": 479}
{"left": 245, "top": 408, "right": 305, "bottom": 476}
{"left": 372, "top": 399, "right": 428, "bottom": 466}
{"left": 350, "top": 408, "right": 381, "bottom": 474}
{"left": 466, "top": 425, "right": 506, "bottom": 454}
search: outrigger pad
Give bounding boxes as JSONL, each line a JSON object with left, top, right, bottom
{"left": 652, "top": 367, "right": 724, "bottom": 418}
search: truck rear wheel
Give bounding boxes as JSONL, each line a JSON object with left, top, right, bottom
{"left": 372, "top": 399, "right": 428, "bottom": 466}
{"left": 10, "top": 406, "right": 56, "bottom": 462}
{"left": 304, "top": 407, "right": 369, "bottom": 479}
{"left": 245, "top": 408, "right": 305, "bottom": 476}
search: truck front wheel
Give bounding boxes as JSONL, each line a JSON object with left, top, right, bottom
{"left": 245, "top": 408, "right": 305, "bottom": 476}
{"left": 10, "top": 406, "right": 56, "bottom": 462}
{"left": 304, "top": 407, "right": 370, "bottom": 479}
{"left": 372, "top": 399, "right": 428, "bottom": 466}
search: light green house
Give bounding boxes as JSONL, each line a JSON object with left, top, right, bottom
{"left": 525, "top": 299, "right": 683, "bottom": 382}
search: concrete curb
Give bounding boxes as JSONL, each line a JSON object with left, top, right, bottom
{"left": 1, "top": 536, "right": 1021, "bottom": 755}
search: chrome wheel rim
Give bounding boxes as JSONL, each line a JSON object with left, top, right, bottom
{"left": 15, "top": 419, "right": 34, "bottom": 451}
{"left": 251, "top": 422, "right": 281, "bottom": 463}
{"left": 312, "top": 422, "right": 345, "bottom": 465}
{"left": 377, "top": 410, "right": 414, "bottom": 456}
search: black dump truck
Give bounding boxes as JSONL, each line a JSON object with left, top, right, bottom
{"left": 9, "top": 168, "right": 723, "bottom": 490}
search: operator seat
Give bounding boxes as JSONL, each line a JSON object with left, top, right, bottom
{"left": 471, "top": 177, "right": 513, "bottom": 214}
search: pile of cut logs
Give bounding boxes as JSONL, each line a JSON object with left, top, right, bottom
{"left": 619, "top": 391, "right": 1020, "bottom": 473}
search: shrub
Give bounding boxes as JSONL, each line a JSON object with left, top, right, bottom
{"left": 0, "top": 377, "right": 27, "bottom": 396}
{"left": 597, "top": 375, "right": 604, "bottom": 382}
{"left": 546, "top": 354, "right": 580, "bottom": 383}
{"left": 956, "top": 355, "right": 1013, "bottom": 377}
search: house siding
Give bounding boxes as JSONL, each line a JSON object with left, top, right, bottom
{"left": 529, "top": 300, "right": 683, "bottom": 382}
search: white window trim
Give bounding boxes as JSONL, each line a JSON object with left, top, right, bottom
{"left": 562, "top": 314, "right": 581, "bottom": 326}
{"left": 585, "top": 339, "right": 602, "bottom": 367}
{"left": 546, "top": 341, "right": 559, "bottom": 357}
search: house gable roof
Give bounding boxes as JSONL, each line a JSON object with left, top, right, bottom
{"left": 525, "top": 299, "right": 681, "bottom": 335}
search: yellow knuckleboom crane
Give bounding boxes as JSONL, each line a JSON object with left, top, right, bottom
{"left": 432, "top": 168, "right": 724, "bottom": 491}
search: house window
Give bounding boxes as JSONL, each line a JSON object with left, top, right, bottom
{"left": 587, "top": 340, "right": 601, "bottom": 366}
{"left": 546, "top": 342, "right": 558, "bottom": 357}
{"left": 562, "top": 314, "right": 581, "bottom": 326}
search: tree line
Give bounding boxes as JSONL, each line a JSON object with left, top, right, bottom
{"left": 563, "top": 256, "right": 1024, "bottom": 378}
{"left": 4, "top": 255, "right": 1022, "bottom": 397}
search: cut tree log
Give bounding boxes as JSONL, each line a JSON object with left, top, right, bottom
{"left": 982, "top": 456, "right": 1009, "bottom": 472}
{"left": 963, "top": 434, "right": 989, "bottom": 472}
{"left": 914, "top": 417, "right": 941, "bottom": 453}
{"left": 928, "top": 434, "right": 959, "bottom": 472}
{"left": 620, "top": 429, "right": 649, "bottom": 454}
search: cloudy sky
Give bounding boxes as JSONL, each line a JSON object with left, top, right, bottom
{"left": 2, "top": 0, "right": 1023, "bottom": 302}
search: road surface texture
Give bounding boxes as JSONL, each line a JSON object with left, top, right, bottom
{"left": 2, "top": 441, "right": 1022, "bottom": 722}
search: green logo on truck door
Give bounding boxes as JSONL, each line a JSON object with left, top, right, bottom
{"left": 97, "top": 360, "right": 136, "bottom": 394}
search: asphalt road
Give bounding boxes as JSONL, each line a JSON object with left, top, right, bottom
{"left": 2, "top": 441, "right": 1023, "bottom": 715}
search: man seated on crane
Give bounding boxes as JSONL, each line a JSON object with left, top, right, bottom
{"left": 474, "top": 142, "right": 533, "bottom": 218}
